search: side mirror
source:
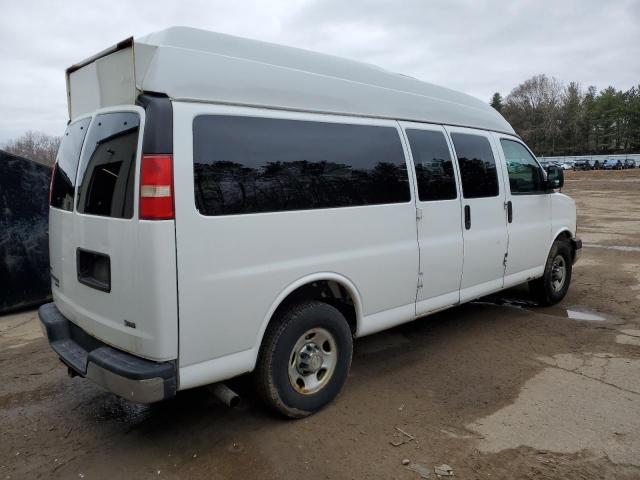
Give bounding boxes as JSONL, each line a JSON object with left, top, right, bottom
{"left": 545, "top": 165, "right": 564, "bottom": 190}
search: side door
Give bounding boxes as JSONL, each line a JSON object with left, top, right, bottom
{"left": 446, "top": 126, "right": 509, "bottom": 302}
{"left": 493, "top": 134, "right": 551, "bottom": 286}
{"left": 401, "top": 122, "right": 464, "bottom": 316}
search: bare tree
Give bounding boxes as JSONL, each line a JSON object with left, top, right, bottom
{"left": 3, "top": 131, "right": 61, "bottom": 166}
{"left": 502, "top": 74, "right": 564, "bottom": 155}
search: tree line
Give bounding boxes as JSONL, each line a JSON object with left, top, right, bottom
{"left": 2, "top": 131, "right": 60, "bottom": 166}
{"left": 2, "top": 74, "right": 639, "bottom": 165}
{"left": 491, "top": 75, "right": 640, "bottom": 156}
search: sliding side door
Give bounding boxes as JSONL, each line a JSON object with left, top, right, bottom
{"left": 400, "top": 122, "right": 464, "bottom": 316}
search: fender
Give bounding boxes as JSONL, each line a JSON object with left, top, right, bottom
{"left": 550, "top": 192, "right": 577, "bottom": 254}
{"left": 249, "top": 272, "right": 364, "bottom": 371}
{"left": 547, "top": 227, "right": 574, "bottom": 254}
{"left": 178, "top": 272, "right": 364, "bottom": 389}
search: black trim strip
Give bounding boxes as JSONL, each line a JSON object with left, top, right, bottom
{"left": 136, "top": 93, "right": 174, "bottom": 154}
{"left": 66, "top": 37, "right": 134, "bottom": 75}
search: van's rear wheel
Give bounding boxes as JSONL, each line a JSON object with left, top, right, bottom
{"left": 254, "top": 301, "right": 353, "bottom": 418}
{"left": 529, "top": 240, "right": 572, "bottom": 306}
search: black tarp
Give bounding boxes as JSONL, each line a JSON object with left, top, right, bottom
{"left": 0, "top": 150, "right": 52, "bottom": 313}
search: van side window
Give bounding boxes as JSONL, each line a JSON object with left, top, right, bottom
{"left": 500, "top": 139, "right": 544, "bottom": 194}
{"left": 193, "top": 116, "right": 410, "bottom": 216}
{"left": 450, "top": 133, "right": 499, "bottom": 198}
{"left": 50, "top": 118, "right": 91, "bottom": 211}
{"left": 76, "top": 112, "right": 140, "bottom": 219}
{"left": 406, "top": 129, "right": 457, "bottom": 201}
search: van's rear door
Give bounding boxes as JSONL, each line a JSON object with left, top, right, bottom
{"left": 49, "top": 106, "right": 178, "bottom": 361}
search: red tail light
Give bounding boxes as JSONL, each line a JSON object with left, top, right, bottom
{"left": 49, "top": 163, "right": 57, "bottom": 204}
{"left": 139, "top": 154, "right": 174, "bottom": 220}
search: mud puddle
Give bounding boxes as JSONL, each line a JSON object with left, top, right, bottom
{"left": 565, "top": 309, "right": 606, "bottom": 321}
{"left": 476, "top": 297, "right": 608, "bottom": 322}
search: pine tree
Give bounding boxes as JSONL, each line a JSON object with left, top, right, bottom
{"left": 490, "top": 92, "right": 503, "bottom": 112}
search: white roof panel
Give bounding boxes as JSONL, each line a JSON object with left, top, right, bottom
{"left": 72, "top": 26, "right": 515, "bottom": 134}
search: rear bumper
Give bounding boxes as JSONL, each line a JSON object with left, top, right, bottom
{"left": 571, "top": 237, "right": 582, "bottom": 264}
{"left": 38, "top": 302, "right": 176, "bottom": 403}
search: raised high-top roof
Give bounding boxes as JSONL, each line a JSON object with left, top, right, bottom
{"left": 68, "top": 26, "right": 514, "bottom": 134}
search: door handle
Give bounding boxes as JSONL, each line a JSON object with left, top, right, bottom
{"left": 506, "top": 201, "right": 513, "bottom": 223}
{"left": 464, "top": 205, "right": 471, "bottom": 230}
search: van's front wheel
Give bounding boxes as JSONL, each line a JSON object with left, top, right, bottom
{"left": 529, "top": 240, "right": 573, "bottom": 306}
{"left": 254, "top": 301, "right": 353, "bottom": 418}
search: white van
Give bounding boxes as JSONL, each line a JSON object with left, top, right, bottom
{"left": 39, "top": 27, "right": 581, "bottom": 417}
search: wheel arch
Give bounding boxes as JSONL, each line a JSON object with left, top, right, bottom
{"left": 552, "top": 228, "right": 573, "bottom": 243}
{"left": 250, "top": 272, "right": 363, "bottom": 370}
{"left": 549, "top": 227, "right": 576, "bottom": 261}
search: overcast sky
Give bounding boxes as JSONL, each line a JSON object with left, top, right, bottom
{"left": 1, "top": 0, "right": 638, "bottom": 144}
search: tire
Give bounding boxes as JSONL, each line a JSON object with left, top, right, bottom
{"left": 254, "top": 300, "right": 353, "bottom": 418}
{"left": 529, "top": 240, "right": 573, "bottom": 306}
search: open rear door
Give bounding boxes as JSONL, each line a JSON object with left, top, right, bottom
{"left": 66, "top": 38, "right": 138, "bottom": 120}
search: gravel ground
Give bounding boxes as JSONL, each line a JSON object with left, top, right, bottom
{"left": 1, "top": 169, "right": 640, "bottom": 479}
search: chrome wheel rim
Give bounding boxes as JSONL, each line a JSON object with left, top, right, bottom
{"left": 288, "top": 327, "right": 337, "bottom": 395}
{"left": 550, "top": 255, "right": 566, "bottom": 293}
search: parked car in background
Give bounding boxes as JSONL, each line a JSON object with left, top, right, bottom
{"left": 592, "top": 159, "right": 602, "bottom": 169}
{"left": 561, "top": 161, "right": 574, "bottom": 170}
{"left": 573, "top": 159, "right": 593, "bottom": 171}
{"left": 541, "top": 161, "right": 561, "bottom": 173}
{"left": 602, "top": 158, "right": 623, "bottom": 170}
{"left": 623, "top": 159, "right": 637, "bottom": 169}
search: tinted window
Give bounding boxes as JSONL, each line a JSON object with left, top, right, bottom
{"left": 500, "top": 139, "right": 544, "bottom": 194}
{"left": 406, "top": 129, "right": 457, "bottom": 201}
{"left": 77, "top": 113, "right": 140, "bottom": 218}
{"left": 193, "top": 116, "right": 410, "bottom": 216}
{"left": 451, "top": 133, "right": 499, "bottom": 198}
{"left": 50, "top": 118, "right": 90, "bottom": 211}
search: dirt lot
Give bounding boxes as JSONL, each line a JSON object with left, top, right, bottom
{"left": 1, "top": 169, "right": 640, "bottom": 479}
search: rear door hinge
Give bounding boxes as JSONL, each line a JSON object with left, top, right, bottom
{"left": 417, "top": 272, "right": 424, "bottom": 288}
{"left": 503, "top": 252, "right": 508, "bottom": 267}
{"left": 416, "top": 207, "right": 423, "bottom": 221}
